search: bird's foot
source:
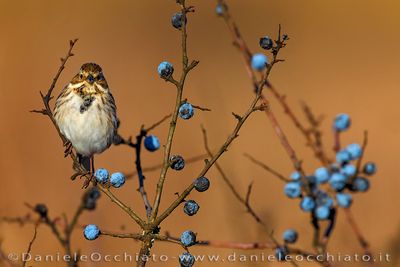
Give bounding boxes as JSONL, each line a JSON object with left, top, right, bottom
{"left": 82, "top": 173, "right": 95, "bottom": 189}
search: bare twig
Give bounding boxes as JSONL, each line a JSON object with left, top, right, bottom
{"left": 301, "top": 102, "right": 331, "bottom": 164}
{"left": 343, "top": 208, "right": 372, "bottom": 259}
{"left": 244, "top": 153, "right": 290, "bottom": 182}
{"left": 22, "top": 221, "right": 39, "bottom": 267}
{"left": 201, "top": 127, "right": 270, "bottom": 232}
{"left": 353, "top": 131, "right": 369, "bottom": 181}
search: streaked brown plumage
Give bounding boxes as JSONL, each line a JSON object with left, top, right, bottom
{"left": 54, "top": 63, "right": 117, "bottom": 171}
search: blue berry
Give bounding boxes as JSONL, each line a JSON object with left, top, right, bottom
{"left": 35, "top": 204, "right": 48, "bottom": 218}
{"left": 94, "top": 168, "right": 109, "bottom": 183}
{"left": 144, "top": 135, "right": 160, "bottom": 152}
{"left": 334, "top": 113, "right": 351, "bottom": 131}
{"left": 351, "top": 177, "right": 370, "bottom": 192}
{"left": 259, "top": 36, "right": 273, "bottom": 50}
{"left": 290, "top": 171, "right": 302, "bottom": 181}
{"left": 110, "top": 172, "right": 125, "bottom": 188}
{"left": 336, "top": 150, "right": 351, "bottom": 164}
{"left": 342, "top": 164, "right": 357, "bottom": 177}
{"left": 300, "top": 196, "right": 316, "bottom": 212}
{"left": 330, "top": 163, "right": 341, "bottom": 172}
{"left": 307, "top": 175, "right": 317, "bottom": 185}
{"left": 87, "top": 187, "right": 101, "bottom": 200}
{"left": 336, "top": 193, "right": 352, "bottom": 208}
{"left": 283, "top": 229, "right": 298, "bottom": 244}
{"left": 363, "top": 162, "right": 376, "bottom": 175}
{"left": 180, "top": 230, "right": 196, "bottom": 247}
{"left": 329, "top": 173, "right": 348, "bottom": 191}
{"left": 179, "top": 252, "right": 195, "bottom": 267}
{"left": 251, "top": 53, "right": 268, "bottom": 71}
{"left": 314, "top": 206, "right": 330, "bottom": 220}
{"left": 275, "top": 246, "right": 288, "bottom": 261}
{"left": 315, "top": 167, "right": 330, "bottom": 183}
{"left": 84, "top": 224, "right": 100, "bottom": 240}
{"left": 179, "top": 103, "right": 194, "bottom": 120}
{"left": 171, "top": 12, "right": 187, "bottom": 29}
{"left": 170, "top": 155, "right": 185, "bottom": 170}
{"left": 284, "top": 182, "right": 302, "bottom": 198}
{"left": 216, "top": 4, "right": 224, "bottom": 16}
{"left": 184, "top": 200, "right": 200, "bottom": 216}
{"left": 82, "top": 187, "right": 101, "bottom": 210}
{"left": 194, "top": 176, "right": 210, "bottom": 192}
{"left": 315, "top": 190, "right": 334, "bottom": 208}
{"left": 158, "top": 61, "right": 174, "bottom": 78}
{"left": 346, "top": 143, "right": 363, "bottom": 160}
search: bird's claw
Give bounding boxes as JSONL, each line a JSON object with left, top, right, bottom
{"left": 82, "top": 173, "right": 94, "bottom": 189}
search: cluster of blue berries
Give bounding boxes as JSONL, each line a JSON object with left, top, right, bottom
{"left": 283, "top": 114, "right": 376, "bottom": 222}
{"left": 83, "top": 171, "right": 125, "bottom": 241}
{"left": 275, "top": 229, "right": 299, "bottom": 261}
{"left": 94, "top": 168, "right": 126, "bottom": 188}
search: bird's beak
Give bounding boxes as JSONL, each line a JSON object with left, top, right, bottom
{"left": 87, "top": 74, "right": 94, "bottom": 84}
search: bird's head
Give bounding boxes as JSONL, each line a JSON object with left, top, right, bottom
{"left": 72, "top": 63, "right": 109, "bottom": 94}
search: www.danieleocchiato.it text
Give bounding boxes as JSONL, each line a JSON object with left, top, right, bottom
{"left": 8, "top": 251, "right": 392, "bottom": 263}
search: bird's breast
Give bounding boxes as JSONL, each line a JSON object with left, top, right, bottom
{"left": 56, "top": 93, "right": 115, "bottom": 156}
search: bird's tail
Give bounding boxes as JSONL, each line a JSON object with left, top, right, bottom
{"left": 78, "top": 154, "right": 91, "bottom": 172}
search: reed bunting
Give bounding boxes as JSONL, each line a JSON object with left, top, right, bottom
{"left": 54, "top": 63, "right": 118, "bottom": 173}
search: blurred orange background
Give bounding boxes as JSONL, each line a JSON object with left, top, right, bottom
{"left": 1, "top": 0, "right": 399, "bottom": 266}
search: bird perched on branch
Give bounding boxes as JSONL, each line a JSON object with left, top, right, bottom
{"left": 54, "top": 63, "right": 118, "bottom": 174}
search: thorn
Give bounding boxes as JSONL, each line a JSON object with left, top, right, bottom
{"left": 232, "top": 112, "right": 242, "bottom": 121}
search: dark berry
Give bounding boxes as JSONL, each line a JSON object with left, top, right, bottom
{"left": 171, "top": 12, "right": 187, "bottom": 29}
{"left": 180, "top": 230, "right": 196, "bottom": 247}
{"left": 194, "top": 176, "right": 210, "bottom": 192}
{"left": 183, "top": 200, "right": 200, "bottom": 216}
{"left": 34, "top": 204, "right": 48, "bottom": 218}
{"left": 170, "top": 155, "right": 185, "bottom": 170}
{"left": 259, "top": 36, "right": 273, "bottom": 50}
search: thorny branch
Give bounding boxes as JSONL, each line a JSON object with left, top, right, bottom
{"left": 201, "top": 126, "right": 271, "bottom": 233}
{"left": 217, "top": 0, "right": 312, "bottom": 193}
{"left": 150, "top": 1, "right": 199, "bottom": 223}
{"left": 114, "top": 114, "right": 172, "bottom": 218}
{"left": 216, "top": 1, "right": 361, "bottom": 263}
{"left": 154, "top": 81, "right": 265, "bottom": 227}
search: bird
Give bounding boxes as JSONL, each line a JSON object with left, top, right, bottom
{"left": 54, "top": 63, "right": 118, "bottom": 175}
